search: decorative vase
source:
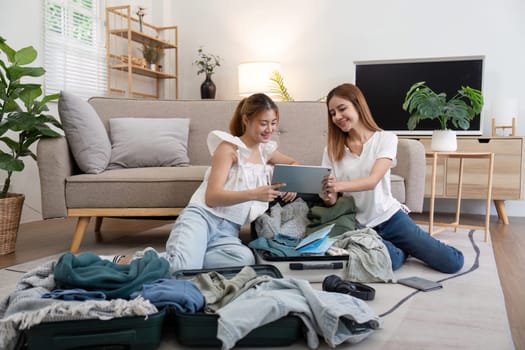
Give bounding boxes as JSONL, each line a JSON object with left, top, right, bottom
{"left": 138, "top": 16, "right": 144, "bottom": 32}
{"left": 431, "top": 129, "right": 457, "bottom": 152}
{"left": 200, "top": 74, "right": 216, "bottom": 99}
{"left": 0, "top": 193, "right": 24, "bottom": 255}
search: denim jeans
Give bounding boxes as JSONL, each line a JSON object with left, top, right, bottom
{"left": 373, "top": 210, "right": 464, "bottom": 273}
{"left": 216, "top": 277, "right": 380, "bottom": 349}
{"left": 165, "top": 205, "right": 255, "bottom": 274}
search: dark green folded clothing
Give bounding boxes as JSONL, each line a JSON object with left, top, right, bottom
{"left": 54, "top": 250, "right": 170, "bottom": 299}
{"left": 306, "top": 196, "right": 357, "bottom": 238}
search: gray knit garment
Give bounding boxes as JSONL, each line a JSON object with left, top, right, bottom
{"left": 254, "top": 198, "right": 310, "bottom": 239}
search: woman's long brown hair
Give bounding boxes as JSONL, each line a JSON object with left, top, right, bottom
{"left": 229, "top": 93, "right": 279, "bottom": 136}
{"left": 325, "top": 83, "right": 382, "bottom": 162}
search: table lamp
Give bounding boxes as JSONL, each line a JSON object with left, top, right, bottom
{"left": 492, "top": 97, "right": 518, "bottom": 136}
{"left": 238, "top": 61, "right": 281, "bottom": 98}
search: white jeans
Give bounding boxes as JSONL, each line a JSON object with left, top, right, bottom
{"left": 165, "top": 205, "right": 255, "bottom": 275}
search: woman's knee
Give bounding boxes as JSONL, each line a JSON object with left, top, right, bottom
{"left": 203, "top": 245, "right": 255, "bottom": 268}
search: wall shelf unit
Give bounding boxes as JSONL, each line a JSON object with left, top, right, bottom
{"left": 106, "top": 5, "right": 178, "bottom": 99}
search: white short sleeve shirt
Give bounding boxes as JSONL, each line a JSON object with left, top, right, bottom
{"left": 190, "top": 130, "right": 277, "bottom": 225}
{"left": 322, "top": 131, "right": 401, "bottom": 227}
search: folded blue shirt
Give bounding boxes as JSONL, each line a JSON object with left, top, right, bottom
{"left": 130, "top": 279, "right": 204, "bottom": 312}
{"left": 42, "top": 288, "right": 107, "bottom": 301}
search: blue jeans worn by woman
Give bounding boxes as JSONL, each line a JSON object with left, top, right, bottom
{"left": 165, "top": 205, "right": 255, "bottom": 274}
{"left": 373, "top": 210, "right": 464, "bottom": 273}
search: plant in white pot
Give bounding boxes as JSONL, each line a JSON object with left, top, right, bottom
{"left": 0, "top": 36, "right": 62, "bottom": 255}
{"left": 402, "top": 81, "right": 484, "bottom": 151}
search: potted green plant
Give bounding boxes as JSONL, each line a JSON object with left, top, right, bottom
{"left": 193, "top": 47, "right": 222, "bottom": 99}
{"left": 269, "top": 70, "right": 294, "bottom": 101}
{"left": 0, "top": 36, "right": 62, "bottom": 255}
{"left": 402, "top": 81, "right": 483, "bottom": 151}
{"left": 141, "top": 43, "right": 163, "bottom": 71}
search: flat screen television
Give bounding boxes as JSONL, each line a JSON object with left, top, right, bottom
{"left": 354, "top": 56, "right": 484, "bottom": 135}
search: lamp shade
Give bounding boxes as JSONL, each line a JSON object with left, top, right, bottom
{"left": 238, "top": 62, "right": 281, "bottom": 97}
{"left": 493, "top": 97, "right": 519, "bottom": 125}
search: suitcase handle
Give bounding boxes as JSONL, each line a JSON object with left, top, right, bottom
{"left": 289, "top": 262, "right": 344, "bottom": 270}
{"left": 52, "top": 329, "right": 137, "bottom": 350}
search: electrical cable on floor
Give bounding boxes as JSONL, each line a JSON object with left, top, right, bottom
{"left": 379, "top": 230, "right": 479, "bottom": 317}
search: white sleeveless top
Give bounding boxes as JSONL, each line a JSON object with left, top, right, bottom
{"left": 189, "top": 130, "right": 277, "bottom": 225}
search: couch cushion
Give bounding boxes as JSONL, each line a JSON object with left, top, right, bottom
{"left": 58, "top": 91, "right": 111, "bottom": 174}
{"left": 107, "top": 117, "right": 190, "bottom": 170}
{"left": 66, "top": 166, "right": 208, "bottom": 208}
{"left": 65, "top": 167, "right": 407, "bottom": 209}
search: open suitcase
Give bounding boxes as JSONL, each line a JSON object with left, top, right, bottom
{"left": 252, "top": 249, "right": 348, "bottom": 283}
{"left": 22, "top": 308, "right": 167, "bottom": 350}
{"left": 171, "top": 264, "right": 304, "bottom": 347}
{"left": 250, "top": 195, "right": 350, "bottom": 283}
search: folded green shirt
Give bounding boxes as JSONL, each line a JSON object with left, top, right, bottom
{"left": 306, "top": 196, "right": 357, "bottom": 238}
{"left": 54, "top": 250, "right": 170, "bottom": 299}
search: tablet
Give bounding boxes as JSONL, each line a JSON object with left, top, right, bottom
{"left": 271, "top": 164, "right": 331, "bottom": 194}
{"left": 397, "top": 276, "right": 443, "bottom": 292}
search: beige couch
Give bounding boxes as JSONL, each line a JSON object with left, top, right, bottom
{"left": 37, "top": 97, "right": 426, "bottom": 253}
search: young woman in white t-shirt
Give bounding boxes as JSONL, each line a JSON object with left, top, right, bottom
{"left": 320, "top": 83, "right": 464, "bottom": 273}
{"left": 164, "top": 93, "right": 298, "bottom": 273}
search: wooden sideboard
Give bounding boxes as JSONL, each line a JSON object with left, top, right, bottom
{"left": 400, "top": 136, "right": 525, "bottom": 224}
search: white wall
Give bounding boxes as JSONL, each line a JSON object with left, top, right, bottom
{"left": 164, "top": 0, "right": 525, "bottom": 218}
{"left": 1, "top": 0, "right": 524, "bottom": 222}
{"left": 170, "top": 1, "right": 524, "bottom": 109}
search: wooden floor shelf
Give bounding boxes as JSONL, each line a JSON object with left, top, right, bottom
{"left": 106, "top": 5, "right": 178, "bottom": 99}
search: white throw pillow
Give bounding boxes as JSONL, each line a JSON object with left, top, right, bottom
{"left": 58, "top": 91, "right": 111, "bottom": 174}
{"left": 107, "top": 117, "right": 190, "bottom": 169}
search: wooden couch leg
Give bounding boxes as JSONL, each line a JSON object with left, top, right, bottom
{"left": 70, "top": 217, "right": 91, "bottom": 253}
{"left": 94, "top": 217, "right": 104, "bottom": 242}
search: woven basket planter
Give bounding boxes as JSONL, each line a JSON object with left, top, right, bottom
{"left": 0, "top": 193, "right": 25, "bottom": 256}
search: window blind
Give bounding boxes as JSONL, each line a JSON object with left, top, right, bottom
{"left": 44, "top": 0, "right": 106, "bottom": 100}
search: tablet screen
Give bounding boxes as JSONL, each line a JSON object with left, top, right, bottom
{"left": 271, "top": 164, "right": 331, "bottom": 194}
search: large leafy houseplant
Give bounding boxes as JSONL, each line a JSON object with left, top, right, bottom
{"left": 402, "top": 81, "right": 484, "bottom": 131}
{"left": 0, "top": 36, "right": 62, "bottom": 198}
